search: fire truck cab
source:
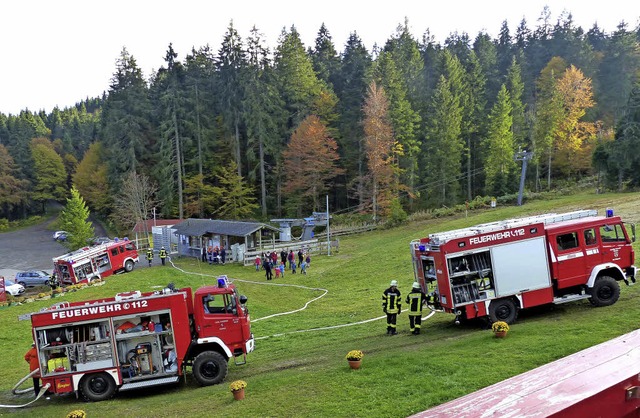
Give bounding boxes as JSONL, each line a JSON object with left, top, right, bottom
{"left": 411, "top": 210, "right": 636, "bottom": 324}
{"left": 26, "top": 276, "right": 254, "bottom": 402}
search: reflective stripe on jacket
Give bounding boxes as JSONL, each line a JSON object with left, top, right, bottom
{"left": 382, "top": 287, "right": 401, "bottom": 313}
{"left": 406, "top": 289, "right": 427, "bottom": 315}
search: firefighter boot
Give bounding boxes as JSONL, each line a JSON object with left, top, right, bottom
{"left": 390, "top": 328, "right": 397, "bottom": 335}
{"left": 415, "top": 329, "right": 420, "bottom": 335}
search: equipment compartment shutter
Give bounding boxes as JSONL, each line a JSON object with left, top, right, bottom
{"left": 491, "top": 236, "right": 551, "bottom": 296}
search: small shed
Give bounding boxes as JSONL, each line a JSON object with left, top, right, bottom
{"left": 131, "top": 219, "right": 181, "bottom": 252}
{"left": 172, "top": 219, "right": 280, "bottom": 262}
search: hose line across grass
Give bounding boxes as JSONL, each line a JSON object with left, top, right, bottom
{"left": 169, "top": 259, "right": 437, "bottom": 340}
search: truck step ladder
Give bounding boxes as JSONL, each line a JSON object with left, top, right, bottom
{"left": 233, "top": 353, "right": 247, "bottom": 366}
{"left": 119, "top": 376, "right": 180, "bottom": 392}
{"left": 429, "top": 210, "right": 598, "bottom": 245}
{"left": 553, "top": 293, "right": 592, "bottom": 305}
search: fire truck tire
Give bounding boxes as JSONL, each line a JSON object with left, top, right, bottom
{"left": 124, "top": 260, "right": 135, "bottom": 272}
{"left": 489, "top": 298, "right": 518, "bottom": 324}
{"left": 589, "top": 276, "right": 620, "bottom": 307}
{"left": 79, "top": 372, "right": 116, "bottom": 402}
{"left": 192, "top": 351, "right": 228, "bottom": 386}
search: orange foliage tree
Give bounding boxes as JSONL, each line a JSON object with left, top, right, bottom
{"left": 283, "top": 115, "right": 343, "bottom": 212}
{"left": 362, "top": 81, "right": 402, "bottom": 219}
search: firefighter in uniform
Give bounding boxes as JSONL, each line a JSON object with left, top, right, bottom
{"left": 406, "top": 282, "right": 427, "bottom": 334}
{"left": 382, "top": 280, "right": 401, "bottom": 335}
{"left": 146, "top": 248, "right": 153, "bottom": 266}
{"left": 159, "top": 247, "right": 168, "bottom": 266}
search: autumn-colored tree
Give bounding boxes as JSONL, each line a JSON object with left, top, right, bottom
{"left": 553, "top": 65, "right": 596, "bottom": 175}
{"left": 212, "top": 161, "right": 259, "bottom": 219}
{"left": 73, "top": 142, "right": 111, "bottom": 216}
{"left": 58, "top": 186, "right": 95, "bottom": 250}
{"left": 361, "top": 80, "right": 401, "bottom": 220}
{"left": 282, "top": 115, "right": 343, "bottom": 213}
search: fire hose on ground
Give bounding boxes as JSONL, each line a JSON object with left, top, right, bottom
{"left": 0, "top": 368, "right": 51, "bottom": 408}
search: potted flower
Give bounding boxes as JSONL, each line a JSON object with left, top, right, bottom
{"left": 346, "top": 350, "right": 364, "bottom": 369}
{"left": 491, "top": 321, "right": 510, "bottom": 338}
{"left": 229, "top": 380, "right": 247, "bottom": 400}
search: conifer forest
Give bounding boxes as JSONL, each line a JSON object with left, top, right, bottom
{"left": 2, "top": 8, "right": 640, "bottom": 231}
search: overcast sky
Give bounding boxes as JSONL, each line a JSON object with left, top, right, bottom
{"left": 1, "top": 0, "right": 638, "bottom": 115}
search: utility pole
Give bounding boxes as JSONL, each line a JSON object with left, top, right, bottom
{"left": 515, "top": 149, "right": 532, "bottom": 206}
{"left": 326, "top": 195, "right": 331, "bottom": 256}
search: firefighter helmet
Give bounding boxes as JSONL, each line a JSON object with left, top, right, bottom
{"left": 412, "top": 282, "right": 420, "bottom": 289}
{"left": 390, "top": 280, "right": 398, "bottom": 287}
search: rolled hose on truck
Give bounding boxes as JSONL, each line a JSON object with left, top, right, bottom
{"left": 0, "top": 368, "right": 51, "bottom": 408}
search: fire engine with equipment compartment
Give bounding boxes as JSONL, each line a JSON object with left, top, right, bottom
{"left": 410, "top": 209, "right": 636, "bottom": 324}
{"left": 22, "top": 276, "right": 254, "bottom": 402}
{"left": 53, "top": 239, "right": 139, "bottom": 285}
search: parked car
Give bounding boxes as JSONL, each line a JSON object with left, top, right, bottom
{"left": 4, "top": 279, "right": 25, "bottom": 296}
{"left": 15, "top": 270, "right": 52, "bottom": 287}
{"left": 89, "top": 236, "right": 111, "bottom": 246}
{"left": 53, "top": 230, "right": 68, "bottom": 241}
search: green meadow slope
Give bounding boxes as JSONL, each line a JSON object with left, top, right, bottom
{"left": 1, "top": 191, "right": 639, "bottom": 417}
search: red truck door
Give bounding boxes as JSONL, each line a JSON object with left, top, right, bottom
{"left": 552, "top": 230, "right": 588, "bottom": 288}
{"left": 598, "top": 222, "right": 632, "bottom": 265}
{"left": 199, "top": 293, "right": 244, "bottom": 344}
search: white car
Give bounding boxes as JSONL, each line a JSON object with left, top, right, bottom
{"left": 53, "top": 231, "right": 68, "bottom": 241}
{"left": 4, "top": 279, "right": 25, "bottom": 296}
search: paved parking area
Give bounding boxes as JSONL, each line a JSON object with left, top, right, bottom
{"left": 0, "top": 217, "right": 106, "bottom": 281}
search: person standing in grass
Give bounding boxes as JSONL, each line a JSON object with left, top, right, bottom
{"left": 24, "top": 343, "right": 40, "bottom": 397}
{"left": 406, "top": 282, "right": 427, "bottom": 335}
{"left": 146, "top": 248, "right": 153, "bottom": 267}
{"left": 382, "top": 280, "right": 401, "bottom": 335}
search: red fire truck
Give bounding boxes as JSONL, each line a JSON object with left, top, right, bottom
{"left": 25, "top": 276, "right": 254, "bottom": 401}
{"left": 410, "top": 209, "right": 636, "bottom": 324}
{"left": 53, "top": 239, "right": 139, "bottom": 285}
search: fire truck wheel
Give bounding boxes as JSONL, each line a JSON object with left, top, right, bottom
{"left": 80, "top": 372, "right": 116, "bottom": 402}
{"left": 124, "top": 260, "right": 135, "bottom": 272}
{"left": 589, "top": 276, "right": 620, "bottom": 307}
{"left": 192, "top": 351, "right": 228, "bottom": 386}
{"left": 489, "top": 298, "right": 518, "bottom": 324}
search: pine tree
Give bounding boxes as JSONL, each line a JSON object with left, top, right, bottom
{"left": 216, "top": 21, "right": 247, "bottom": 177}
{"left": 333, "top": 32, "right": 371, "bottom": 209}
{"left": 423, "top": 75, "right": 463, "bottom": 207}
{"left": 484, "top": 85, "right": 517, "bottom": 195}
{"left": 0, "top": 144, "right": 29, "bottom": 218}
{"left": 59, "top": 186, "right": 94, "bottom": 250}
{"left": 212, "top": 161, "right": 259, "bottom": 219}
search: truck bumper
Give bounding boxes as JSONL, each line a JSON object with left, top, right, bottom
{"left": 246, "top": 334, "right": 255, "bottom": 353}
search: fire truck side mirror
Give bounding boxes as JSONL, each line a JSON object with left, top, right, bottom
{"left": 239, "top": 295, "right": 248, "bottom": 305}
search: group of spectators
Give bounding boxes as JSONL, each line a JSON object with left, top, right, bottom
{"left": 201, "top": 245, "right": 226, "bottom": 265}
{"left": 256, "top": 248, "right": 311, "bottom": 280}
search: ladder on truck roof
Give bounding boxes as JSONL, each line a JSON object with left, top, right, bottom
{"left": 52, "top": 241, "right": 115, "bottom": 263}
{"left": 428, "top": 209, "right": 598, "bottom": 245}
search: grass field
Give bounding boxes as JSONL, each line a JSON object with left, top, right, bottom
{"left": 1, "top": 191, "right": 640, "bottom": 417}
